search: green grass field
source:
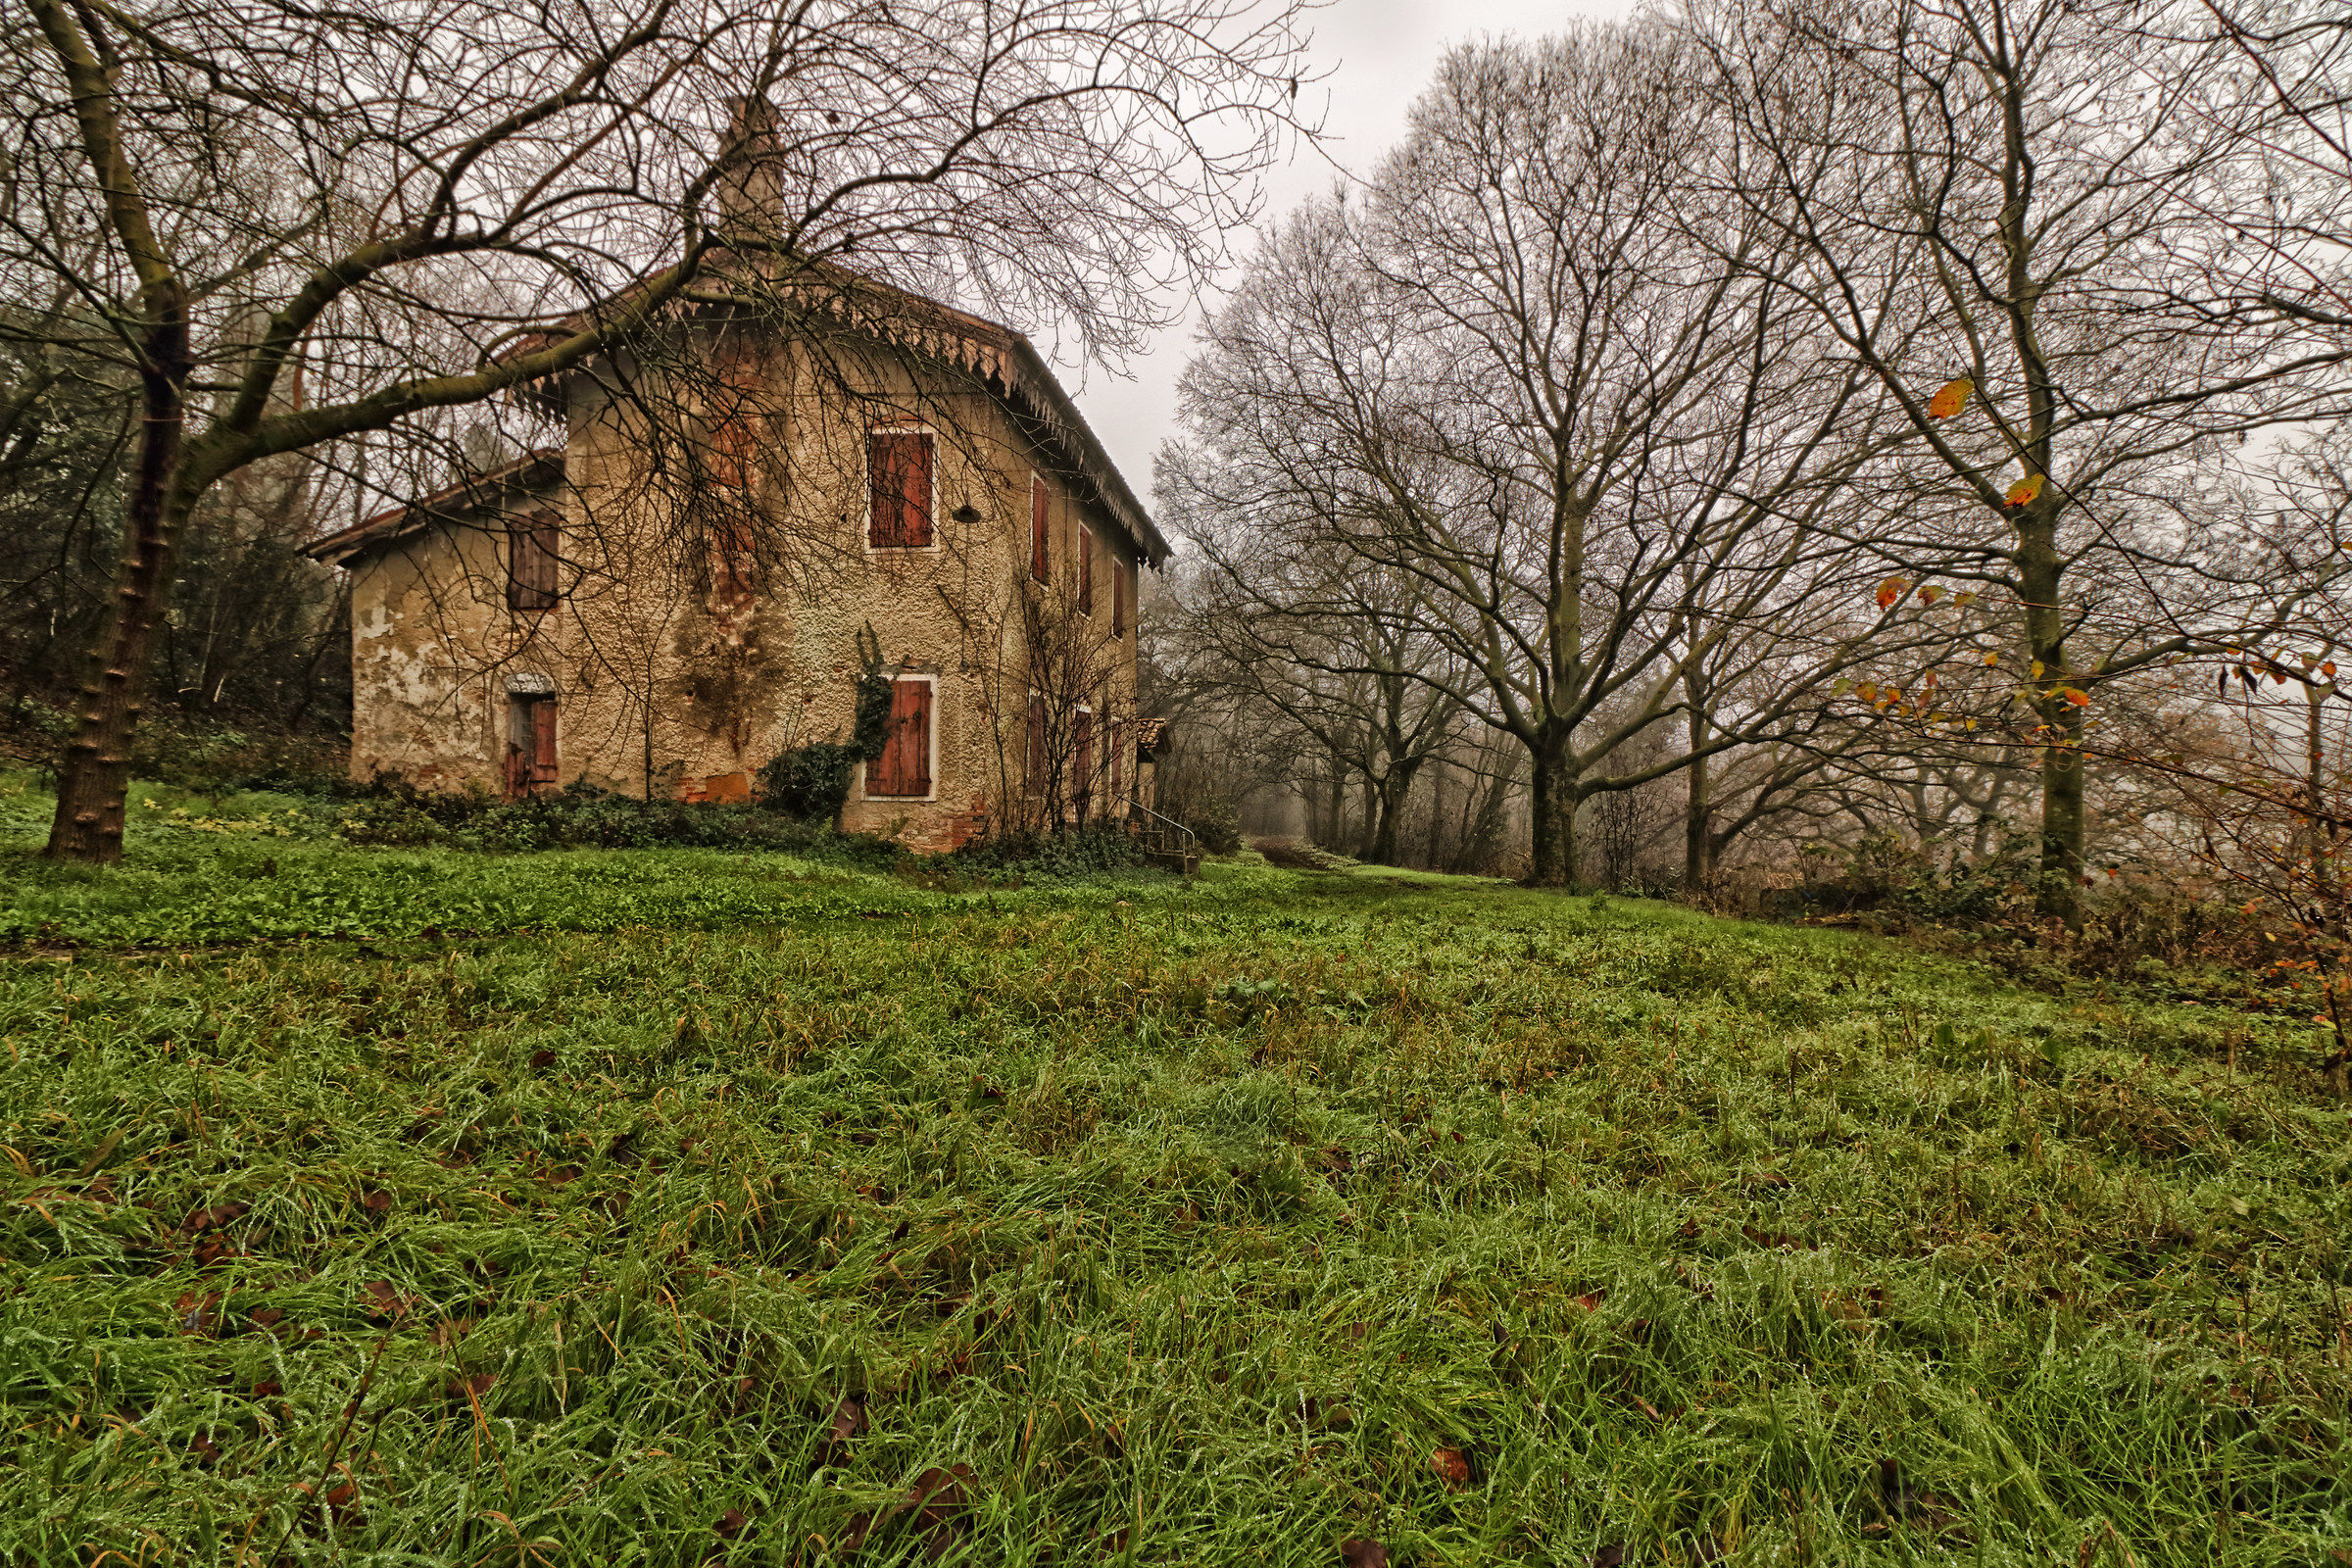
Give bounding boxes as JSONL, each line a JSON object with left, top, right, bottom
{"left": 4, "top": 778, "right": 2349, "bottom": 1565}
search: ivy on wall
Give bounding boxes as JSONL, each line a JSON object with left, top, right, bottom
{"left": 755, "top": 624, "right": 893, "bottom": 821}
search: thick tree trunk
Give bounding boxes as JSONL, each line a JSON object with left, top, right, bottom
{"left": 1365, "top": 762, "right": 1418, "bottom": 865}
{"left": 1322, "top": 753, "right": 1345, "bottom": 849}
{"left": 45, "top": 316, "right": 192, "bottom": 863}
{"left": 1685, "top": 734, "right": 1712, "bottom": 890}
{"left": 2017, "top": 511, "right": 2083, "bottom": 926}
{"left": 1527, "top": 727, "right": 1580, "bottom": 887}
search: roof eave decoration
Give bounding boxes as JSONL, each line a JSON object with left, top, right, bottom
{"left": 504, "top": 255, "right": 1170, "bottom": 567}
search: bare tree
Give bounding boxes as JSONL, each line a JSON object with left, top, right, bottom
{"left": 1689, "top": 0, "right": 2352, "bottom": 923}
{"left": 1165, "top": 26, "right": 1915, "bottom": 886}
{"left": 1, "top": 0, "right": 1307, "bottom": 859}
{"left": 1158, "top": 524, "right": 1463, "bottom": 862}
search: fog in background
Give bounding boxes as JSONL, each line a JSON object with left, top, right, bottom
{"left": 1065, "top": 0, "right": 1639, "bottom": 487}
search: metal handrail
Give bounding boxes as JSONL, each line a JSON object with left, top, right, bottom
{"left": 1124, "top": 796, "right": 1198, "bottom": 869}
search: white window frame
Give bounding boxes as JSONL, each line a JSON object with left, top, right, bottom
{"left": 861, "top": 424, "right": 942, "bottom": 557}
{"left": 859, "top": 670, "right": 939, "bottom": 802}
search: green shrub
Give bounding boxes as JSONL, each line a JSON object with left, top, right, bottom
{"left": 951, "top": 824, "right": 1150, "bottom": 880}
{"left": 1162, "top": 791, "right": 1242, "bottom": 856}
{"left": 753, "top": 669, "right": 894, "bottom": 822}
{"left": 330, "top": 780, "right": 909, "bottom": 867}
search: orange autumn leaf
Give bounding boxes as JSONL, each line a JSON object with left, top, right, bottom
{"left": 1929, "top": 376, "right": 1973, "bottom": 418}
{"left": 2062, "top": 687, "right": 2090, "bottom": 707}
{"left": 1875, "top": 576, "right": 1906, "bottom": 610}
{"left": 2004, "top": 473, "right": 2045, "bottom": 508}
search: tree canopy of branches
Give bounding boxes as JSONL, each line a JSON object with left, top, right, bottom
{"left": 3, "top": 0, "right": 1306, "bottom": 859}
{"left": 1163, "top": 25, "right": 1924, "bottom": 886}
{"left": 1690, "top": 0, "right": 2352, "bottom": 923}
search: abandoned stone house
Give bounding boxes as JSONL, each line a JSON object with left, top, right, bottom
{"left": 305, "top": 262, "right": 1169, "bottom": 854}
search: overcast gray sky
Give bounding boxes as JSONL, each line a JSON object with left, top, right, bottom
{"left": 1064, "top": 0, "right": 1638, "bottom": 503}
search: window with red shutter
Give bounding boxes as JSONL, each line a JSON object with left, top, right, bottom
{"left": 507, "top": 513, "right": 561, "bottom": 611}
{"left": 868, "top": 431, "right": 934, "bottom": 548}
{"left": 507, "top": 695, "right": 558, "bottom": 796}
{"left": 1030, "top": 476, "right": 1049, "bottom": 582}
{"left": 533, "top": 698, "right": 559, "bottom": 786}
{"left": 872, "top": 677, "right": 933, "bottom": 797}
{"left": 1078, "top": 527, "right": 1095, "bottom": 612}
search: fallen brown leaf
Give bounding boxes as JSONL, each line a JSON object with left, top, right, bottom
{"left": 1340, "top": 1541, "right": 1389, "bottom": 1568}
{"left": 172, "top": 1290, "right": 222, "bottom": 1335}
{"left": 1429, "top": 1446, "right": 1471, "bottom": 1489}
{"left": 179, "top": 1200, "right": 250, "bottom": 1234}
{"left": 820, "top": 1396, "right": 868, "bottom": 1453}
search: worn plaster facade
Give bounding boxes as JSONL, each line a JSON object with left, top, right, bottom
{"left": 311, "top": 298, "right": 1165, "bottom": 855}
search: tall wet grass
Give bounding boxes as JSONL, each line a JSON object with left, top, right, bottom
{"left": 3, "top": 841, "right": 2348, "bottom": 1564}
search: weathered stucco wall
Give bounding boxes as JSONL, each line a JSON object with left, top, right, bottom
{"left": 341, "top": 330, "right": 1146, "bottom": 854}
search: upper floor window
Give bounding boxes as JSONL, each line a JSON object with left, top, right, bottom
{"left": 1078, "top": 525, "right": 1095, "bottom": 612}
{"left": 1030, "top": 475, "right": 1050, "bottom": 582}
{"left": 1111, "top": 551, "right": 1127, "bottom": 637}
{"left": 868, "top": 429, "right": 934, "bottom": 549}
{"left": 507, "top": 511, "right": 561, "bottom": 612}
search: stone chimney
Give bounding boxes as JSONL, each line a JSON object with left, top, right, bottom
{"left": 714, "top": 95, "right": 782, "bottom": 238}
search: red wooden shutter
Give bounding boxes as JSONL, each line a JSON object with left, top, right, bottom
{"left": 532, "top": 698, "right": 559, "bottom": 786}
{"left": 901, "top": 434, "right": 932, "bottom": 547}
{"left": 1030, "top": 477, "right": 1049, "bottom": 581}
{"left": 869, "top": 433, "right": 933, "bottom": 548}
{"left": 508, "top": 513, "right": 560, "bottom": 611}
{"left": 875, "top": 678, "right": 931, "bottom": 796}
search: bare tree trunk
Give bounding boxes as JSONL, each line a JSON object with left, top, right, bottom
{"left": 45, "top": 316, "right": 191, "bottom": 863}
{"left": 1366, "top": 762, "right": 1418, "bottom": 865}
{"left": 1323, "top": 750, "right": 1345, "bottom": 849}
{"left": 1685, "top": 696, "right": 1712, "bottom": 889}
{"left": 1528, "top": 725, "right": 1580, "bottom": 887}
{"left": 2017, "top": 512, "right": 2083, "bottom": 926}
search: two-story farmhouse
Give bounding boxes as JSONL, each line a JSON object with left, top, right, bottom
{"left": 307, "top": 174, "right": 1167, "bottom": 854}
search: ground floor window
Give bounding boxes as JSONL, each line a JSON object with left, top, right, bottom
{"left": 506, "top": 694, "right": 558, "bottom": 797}
{"left": 868, "top": 676, "right": 934, "bottom": 798}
